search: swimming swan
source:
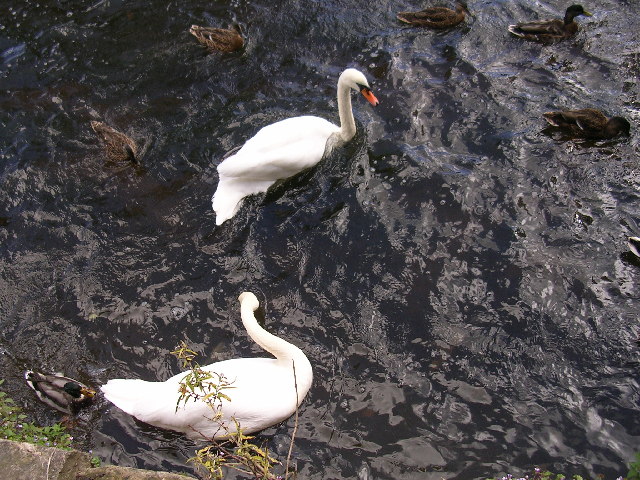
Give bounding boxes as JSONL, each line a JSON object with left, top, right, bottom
{"left": 101, "top": 292, "right": 313, "bottom": 440}
{"left": 211, "top": 68, "right": 379, "bottom": 225}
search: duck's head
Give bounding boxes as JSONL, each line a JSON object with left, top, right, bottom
{"left": 340, "top": 68, "right": 380, "bottom": 106}
{"left": 64, "top": 382, "right": 96, "bottom": 399}
{"left": 609, "top": 116, "right": 631, "bottom": 136}
{"left": 456, "top": 2, "right": 475, "bottom": 19}
{"left": 565, "top": 4, "right": 593, "bottom": 21}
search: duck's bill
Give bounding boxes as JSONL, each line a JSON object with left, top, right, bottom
{"left": 81, "top": 387, "right": 97, "bottom": 398}
{"left": 583, "top": 10, "right": 593, "bottom": 16}
{"left": 360, "top": 87, "right": 380, "bottom": 106}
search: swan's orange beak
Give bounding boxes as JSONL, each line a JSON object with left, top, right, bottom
{"left": 360, "top": 87, "right": 379, "bottom": 106}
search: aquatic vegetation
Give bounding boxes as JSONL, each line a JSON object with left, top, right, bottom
{"left": 628, "top": 452, "right": 640, "bottom": 480}
{"left": 489, "top": 464, "right": 638, "bottom": 480}
{"left": 0, "top": 379, "right": 73, "bottom": 449}
{"left": 172, "top": 342, "right": 287, "bottom": 480}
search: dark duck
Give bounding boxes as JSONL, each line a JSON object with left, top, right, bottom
{"left": 508, "top": 4, "right": 592, "bottom": 42}
{"left": 543, "top": 108, "right": 630, "bottom": 139}
{"left": 397, "top": 2, "right": 472, "bottom": 29}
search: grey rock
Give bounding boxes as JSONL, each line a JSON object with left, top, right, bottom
{"left": 0, "top": 439, "right": 194, "bottom": 480}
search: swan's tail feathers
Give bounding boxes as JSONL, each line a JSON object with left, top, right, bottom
{"left": 102, "top": 379, "right": 156, "bottom": 417}
{"left": 212, "top": 176, "right": 275, "bottom": 226}
{"left": 211, "top": 179, "right": 247, "bottom": 226}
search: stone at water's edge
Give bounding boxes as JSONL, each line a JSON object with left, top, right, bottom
{"left": 0, "top": 439, "right": 194, "bottom": 480}
{"left": 76, "top": 464, "right": 195, "bottom": 480}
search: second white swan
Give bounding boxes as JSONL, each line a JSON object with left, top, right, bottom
{"left": 212, "top": 68, "right": 379, "bottom": 225}
{"left": 101, "top": 292, "right": 313, "bottom": 440}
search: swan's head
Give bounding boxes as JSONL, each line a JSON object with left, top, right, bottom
{"left": 340, "top": 68, "right": 379, "bottom": 106}
{"left": 238, "top": 291, "right": 260, "bottom": 311}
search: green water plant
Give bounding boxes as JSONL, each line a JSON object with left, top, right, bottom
{"left": 0, "top": 379, "right": 73, "bottom": 449}
{"left": 628, "top": 452, "right": 640, "bottom": 480}
{"left": 490, "top": 465, "right": 635, "bottom": 480}
{"left": 172, "top": 342, "right": 288, "bottom": 480}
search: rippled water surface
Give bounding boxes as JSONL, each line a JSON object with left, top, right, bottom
{"left": 1, "top": 0, "right": 639, "bottom": 478}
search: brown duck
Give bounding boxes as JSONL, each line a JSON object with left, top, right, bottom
{"left": 543, "top": 108, "right": 631, "bottom": 139}
{"left": 508, "top": 4, "right": 592, "bottom": 42}
{"left": 397, "top": 1, "right": 472, "bottom": 28}
{"left": 189, "top": 24, "right": 244, "bottom": 53}
{"left": 91, "top": 121, "right": 139, "bottom": 163}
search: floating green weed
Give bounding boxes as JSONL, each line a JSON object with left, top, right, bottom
{"left": 489, "top": 464, "right": 638, "bottom": 480}
{"left": 628, "top": 452, "right": 640, "bottom": 480}
{"left": 172, "top": 342, "right": 284, "bottom": 480}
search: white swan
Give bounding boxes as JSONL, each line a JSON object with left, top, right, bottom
{"left": 101, "top": 292, "right": 313, "bottom": 440}
{"left": 212, "top": 67, "right": 379, "bottom": 225}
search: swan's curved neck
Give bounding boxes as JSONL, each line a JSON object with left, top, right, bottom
{"left": 240, "top": 302, "right": 304, "bottom": 363}
{"left": 337, "top": 80, "right": 356, "bottom": 143}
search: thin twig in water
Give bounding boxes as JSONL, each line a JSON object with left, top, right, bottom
{"left": 285, "top": 360, "right": 299, "bottom": 480}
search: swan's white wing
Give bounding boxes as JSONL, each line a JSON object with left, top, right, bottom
{"left": 212, "top": 115, "right": 339, "bottom": 224}
{"left": 217, "top": 115, "right": 339, "bottom": 179}
{"left": 102, "top": 358, "right": 306, "bottom": 440}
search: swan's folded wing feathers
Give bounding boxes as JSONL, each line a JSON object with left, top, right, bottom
{"left": 219, "top": 143, "right": 324, "bottom": 180}
{"left": 217, "top": 116, "right": 338, "bottom": 180}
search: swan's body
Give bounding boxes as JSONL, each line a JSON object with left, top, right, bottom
{"left": 25, "top": 370, "right": 95, "bottom": 415}
{"left": 212, "top": 68, "right": 379, "bottom": 225}
{"left": 189, "top": 25, "right": 244, "bottom": 53}
{"left": 102, "top": 292, "right": 313, "bottom": 440}
{"left": 508, "top": 4, "right": 592, "bottom": 42}
{"left": 91, "top": 121, "right": 139, "bottom": 164}
{"left": 397, "top": 2, "right": 471, "bottom": 29}
{"left": 543, "top": 108, "right": 630, "bottom": 139}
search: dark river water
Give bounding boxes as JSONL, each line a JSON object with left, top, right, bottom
{"left": 1, "top": 0, "right": 639, "bottom": 479}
